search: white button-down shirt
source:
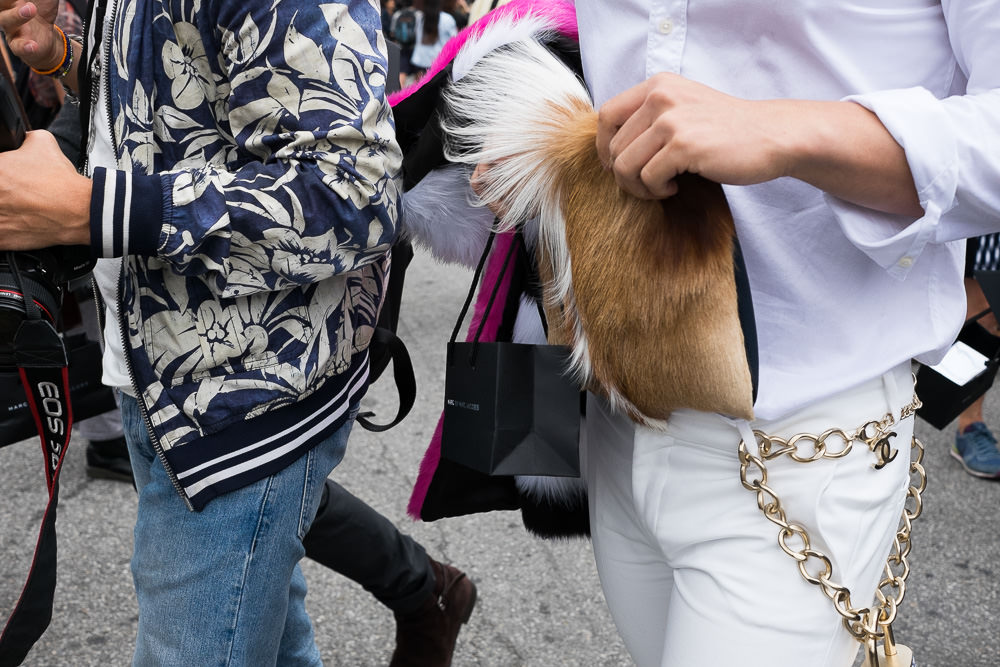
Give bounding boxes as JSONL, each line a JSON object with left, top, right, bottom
{"left": 575, "top": 0, "right": 1000, "bottom": 419}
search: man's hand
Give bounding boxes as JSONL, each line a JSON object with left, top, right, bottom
{"left": 595, "top": 72, "right": 922, "bottom": 217}
{"left": 0, "top": 0, "right": 62, "bottom": 71}
{"left": 0, "top": 131, "right": 91, "bottom": 250}
{"left": 596, "top": 72, "right": 792, "bottom": 200}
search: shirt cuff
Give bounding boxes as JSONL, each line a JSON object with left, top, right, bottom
{"left": 89, "top": 167, "right": 164, "bottom": 258}
{"left": 828, "top": 87, "right": 959, "bottom": 279}
{"left": 826, "top": 195, "right": 942, "bottom": 280}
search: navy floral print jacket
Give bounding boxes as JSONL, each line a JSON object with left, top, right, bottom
{"left": 87, "top": 0, "right": 401, "bottom": 509}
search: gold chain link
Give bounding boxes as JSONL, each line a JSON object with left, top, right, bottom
{"left": 737, "top": 395, "right": 926, "bottom": 644}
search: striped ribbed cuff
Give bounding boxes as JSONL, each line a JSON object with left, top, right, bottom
{"left": 89, "top": 167, "right": 164, "bottom": 257}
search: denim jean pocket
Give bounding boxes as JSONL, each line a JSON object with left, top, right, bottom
{"left": 298, "top": 447, "right": 321, "bottom": 540}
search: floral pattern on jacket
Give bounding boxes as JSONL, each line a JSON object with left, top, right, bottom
{"left": 93, "top": 0, "right": 401, "bottom": 452}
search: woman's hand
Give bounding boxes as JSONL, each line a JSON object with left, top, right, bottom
{"left": 471, "top": 161, "right": 509, "bottom": 219}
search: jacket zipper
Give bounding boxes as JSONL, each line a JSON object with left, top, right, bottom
{"left": 90, "top": 274, "right": 103, "bottom": 332}
{"left": 115, "top": 267, "right": 193, "bottom": 511}
{"left": 80, "top": 0, "right": 119, "bottom": 170}
{"left": 97, "top": 0, "right": 193, "bottom": 510}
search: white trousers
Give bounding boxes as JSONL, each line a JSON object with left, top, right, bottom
{"left": 583, "top": 363, "right": 915, "bottom": 667}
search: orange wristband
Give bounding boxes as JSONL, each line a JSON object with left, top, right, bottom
{"left": 31, "top": 25, "right": 68, "bottom": 77}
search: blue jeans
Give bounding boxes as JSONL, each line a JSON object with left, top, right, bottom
{"left": 120, "top": 394, "right": 354, "bottom": 666}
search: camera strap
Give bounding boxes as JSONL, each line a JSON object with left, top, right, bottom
{"left": 0, "top": 300, "right": 73, "bottom": 667}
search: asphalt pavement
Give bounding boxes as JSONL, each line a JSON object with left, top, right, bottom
{"left": 2, "top": 249, "right": 999, "bottom": 666}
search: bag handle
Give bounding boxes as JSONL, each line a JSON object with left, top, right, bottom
{"left": 468, "top": 236, "right": 519, "bottom": 347}
{"left": 969, "top": 307, "right": 992, "bottom": 324}
{"left": 449, "top": 228, "right": 550, "bottom": 347}
{"left": 355, "top": 327, "right": 416, "bottom": 432}
{"left": 448, "top": 226, "right": 524, "bottom": 368}
{"left": 449, "top": 225, "right": 497, "bottom": 344}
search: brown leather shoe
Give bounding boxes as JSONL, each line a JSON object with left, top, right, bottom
{"left": 389, "top": 558, "right": 477, "bottom": 667}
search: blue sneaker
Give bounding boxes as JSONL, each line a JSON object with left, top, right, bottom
{"left": 953, "top": 422, "right": 1000, "bottom": 479}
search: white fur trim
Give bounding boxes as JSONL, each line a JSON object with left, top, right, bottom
{"left": 512, "top": 294, "right": 548, "bottom": 344}
{"left": 515, "top": 474, "right": 587, "bottom": 509}
{"left": 400, "top": 165, "right": 497, "bottom": 268}
{"left": 451, "top": 15, "right": 560, "bottom": 83}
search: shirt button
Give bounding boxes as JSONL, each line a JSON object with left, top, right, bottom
{"left": 898, "top": 256, "right": 914, "bottom": 268}
{"left": 658, "top": 19, "right": 673, "bottom": 34}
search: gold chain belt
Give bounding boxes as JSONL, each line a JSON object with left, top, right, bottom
{"left": 738, "top": 394, "right": 925, "bottom": 667}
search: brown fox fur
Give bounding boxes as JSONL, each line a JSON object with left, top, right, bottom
{"left": 438, "top": 36, "right": 754, "bottom": 425}
{"left": 535, "top": 105, "right": 754, "bottom": 424}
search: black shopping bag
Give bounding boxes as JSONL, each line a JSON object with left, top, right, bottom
{"left": 1, "top": 334, "right": 117, "bottom": 448}
{"left": 442, "top": 340, "right": 580, "bottom": 476}
{"left": 440, "top": 230, "right": 581, "bottom": 477}
{"left": 916, "top": 308, "right": 1000, "bottom": 430}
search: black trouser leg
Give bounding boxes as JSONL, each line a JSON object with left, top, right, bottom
{"left": 303, "top": 479, "right": 434, "bottom": 615}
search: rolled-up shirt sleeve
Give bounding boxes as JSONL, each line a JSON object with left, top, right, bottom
{"left": 827, "top": 0, "right": 1000, "bottom": 279}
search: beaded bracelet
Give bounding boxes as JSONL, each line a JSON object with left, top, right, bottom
{"left": 30, "top": 24, "right": 74, "bottom": 79}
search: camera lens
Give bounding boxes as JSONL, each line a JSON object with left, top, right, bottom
{"left": 0, "top": 266, "right": 61, "bottom": 371}
{"left": 0, "top": 292, "right": 26, "bottom": 368}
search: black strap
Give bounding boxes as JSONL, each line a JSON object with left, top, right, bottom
{"left": 0, "top": 255, "right": 72, "bottom": 666}
{"left": 450, "top": 227, "right": 497, "bottom": 343}
{"left": 0, "top": 364, "right": 73, "bottom": 667}
{"left": 358, "top": 240, "right": 417, "bottom": 432}
{"left": 449, "top": 226, "right": 534, "bottom": 346}
{"left": 970, "top": 307, "right": 993, "bottom": 323}
{"left": 732, "top": 237, "right": 759, "bottom": 403}
{"left": 534, "top": 295, "right": 549, "bottom": 339}
{"left": 469, "top": 235, "right": 519, "bottom": 345}
{"left": 356, "top": 327, "right": 417, "bottom": 432}
{"left": 450, "top": 229, "right": 521, "bottom": 368}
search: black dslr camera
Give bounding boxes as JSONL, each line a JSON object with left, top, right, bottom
{"left": 0, "top": 58, "right": 93, "bottom": 371}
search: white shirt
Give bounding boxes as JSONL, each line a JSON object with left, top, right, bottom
{"left": 575, "top": 0, "right": 1000, "bottom": 420}
{"left": 85, "top": 7, "right": 132, "bottom": 395}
